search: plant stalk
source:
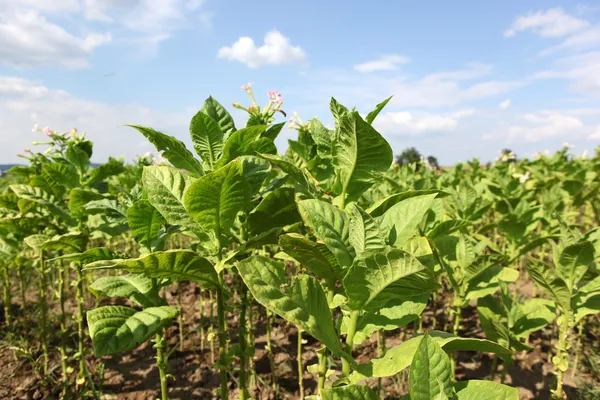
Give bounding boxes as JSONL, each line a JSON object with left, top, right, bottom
{"left": 217, "top": 271, "right": 229, "bottom": 399}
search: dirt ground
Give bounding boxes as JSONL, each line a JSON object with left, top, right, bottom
{"left": 0, "top": 277, "right": 598, "bottom": 400}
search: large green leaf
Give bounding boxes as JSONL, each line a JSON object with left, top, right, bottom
{"left": 68, "top": 189, "right": 105, "bottom": 219}
{"left": 42, "top": 233, "right": 87, "bottom": 253}
{"left": 511, "top": 298, "right": 556, "bottom": 338}
{"left": 240, "top": 155, "right": 271, "bottom": 196}
{"left": 378, "top": 194, "right": 437, "bottom": 246}
{"left": 127, "top": 125, "right": 204, "bottom": 176}
{"left": 343, "top": 247, "right": 439, "bottom": 311}
{"left": 248, "top": 187, "right": 300, "bottom": 235}
{"left": 85, "top": 250, "right": 219, "bottom": 290}
{"left": 189, "top": 110, "right": 224, "bottom": 169}
{"left": 260, "top": 154, "right": 321, "bottom": 198}
{"left": 10, "top": 184, "right": 71, "bottom": 221}
{"left": 454, "top": 380, "right": 519, "bottom": 400}
{"left": 367, "top": 190, "right": 448, "bottom": 218}
{"left": 333, "top": 111, "right": 393, "bottom": 203}
{"left": 299, "top": 199, "right": 354, "bottom": 269}
{"left": 201, "top": 96, "right": 236, "bottom": 139}
{"left": 354, "top": 331, "right": 511, "bottom": 378}
{"left": 526, "top": 259, "right": 571, "bottom": 313}
{"left": 87, "top": 305, "right": 177, "bottom": 356}
{"left": 50, "top": 247, "right": 118, "bottom": 264}
{"left": 238, "top": 255, "right": 343, "bottom": 356}
{"left": 365, "top": 96, "right": 393, "bottom": 125}
{"left": 141, "top": 166, "right": 206, "bottom": 239}
{"left": 215, "top": 126, "right": 275, "bottom": 169}
{"left": 321, "top": 385, "right": 380, "bottom": 400}
{"left": 341, "top": 296, "right": 428, "bottom": 345}
{"left": 279, "top": 233, "right": 341, "bottom": 288}
{"left": 89, "top": 274, "right": 166, "bottom": 307}
{"left": 348, "top": 204, "right": 386, "bottom": 256}
{"left": 557, "top": 241, "right": 594, "bottom": 290}
{"left": 184, "top": 160, "right": 248, "bottom": 242}
{"left": 87, "top": 157, "right": 125, "bottom": 184}
{"left": 409, "top": 333, "right": 453, "bottom": 400}
{"left": 126, "top": 200, "right": 165, "bottom": 250}
{"left": 24, "top": 234, "right": 51, "bottom": 251}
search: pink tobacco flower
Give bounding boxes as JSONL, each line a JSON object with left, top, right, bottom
{"left": 240, "top": 82, "right": 254, "bottom": 91}
{"left": 42, "top": 127, "right": 53, "bottom": 136}
{"left": 268, "top": 91, "right": 283, "bottom": 103}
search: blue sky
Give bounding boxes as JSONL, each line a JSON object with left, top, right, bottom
{"left": 1, "top": 1, "right": 600, "bottom": 165}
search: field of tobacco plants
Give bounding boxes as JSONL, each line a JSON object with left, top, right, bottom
{"left": 0, "top": 85, "right": 599, "bottom": 400}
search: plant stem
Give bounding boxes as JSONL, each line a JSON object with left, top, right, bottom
{"left": 377, "top": 330, "right": 385, "bottom": 394}
{"left": 18, "top": 263, "right": 26, "bottom": 310}
{"left": 177, "top": 282, "right": 184, "bottom": 352}
{"left": 318, "top": 348, "right": 328, "bottom": 394}
{"left": 265, "top": 308, "right": 278, "bottom": 397}
{"left": 209, "top": 290, "right": 215, "bottom": 363}
{"left": 38, "top": 253, "right": 49, "bottom": 375}
{"left": 572, "top": 320, "right": 584, "bottom": 379}
{"left": 198, "top": 288, "right": 205, "bottom": 351}
{"left": 75, "top": 263, "right": 86, "bottom": 383}
{"left": 342, "top": 310, "right": 359, "bottom": 377}
{"left": 58, "top": 259, "right": 69, "bottom": 384}
{"left": 155, "top": 329, "right": 169, "bottom": 400}
{"left": 217, "top": 271, "right": 229, "bottom": 399}
{"left": 2, "top": 262, "right": 12, "bottom": 327}
{"left": 490, "top": 355, "right": 498, "bottom": 380}
{"left": 297, "top": 328, "right": 304, "bottom": 399}
{"left": 554, "top": 314, "right": 571, "bottom": 399}
{"left": 238, "top": 283, "right": 249, "bottom": 400}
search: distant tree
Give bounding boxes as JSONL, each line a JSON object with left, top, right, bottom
{"left": 427, "top": 155, "right": 440, "bottom": 170}
{"left": 395, "top": 147, "right": 422, "bottom": 165}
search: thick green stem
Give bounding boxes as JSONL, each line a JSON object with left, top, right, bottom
{"left": 266, "top": 308, "right": 278, "bottom": 397}
{"left": 38, "top": 253, "right": 49, "bottom": 375}
{"left": 198, "top": 288, "right": 205, "bottom": 351}
{"left": 238, "top": 284, "right": 249, "bottom": 400}
{"left": 247, "top": 300, "right": 256, "bottom": 393}
{"left": 58, "top": 260, "right": 69, "bottom": 383}
{"left": 554, "top": 315, "right": 571, "bottom": 399}
{"left": 297, "top": 328, "right": 304, "bottom": 399}
{"left": 177, "top": 282, "right": 184, "bottom": 352}
{"left": 18, "top": 263, "right": 26, "bottom": 310}
{"left": 317, "top": 349, "right": 328, "bottom": 394}
{"left": 342, "top": 310, "right": 359, "bottom": 377}
{"left": 217, "top": 271, "right": 228, "bottom": 399}
{"left": 2, "top": 263, "right": 11, "bottom": 327}
{"left": 377, "top": 330, "right": 385, "bottom": 394}
{"left": 209, "top": 290, "right": 215, "bottom": 363}
{"left": 155, "top": 330, "right": 169, "bottom": 400}
{"left": 572, "top": 321, "right": 584, "bottom": 379}
{"left": 75, "top": 264, "right": 86, "bottom": 382}
{"left": 490, "top": 355, "right": 498, "bottom": 381}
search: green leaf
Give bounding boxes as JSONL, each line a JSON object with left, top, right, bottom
{"left": 248, "top": 187, "right": 300, "bottom": 235}
{"left": 299, "top": 199, "right": 354, "bottom": 269}
{"left": 86, "top": 305, "right": 177, "bottom": 356}
{"left": 240, "top": 155, "right": 271, "bottom": 196}
{"left": 10, "top": 184, "right": 71, "bottom": 221}
{"left": 343, "top": 247, "right": 439, "bottom": 311}
{"left": 355, "top": 331, "right": 511, "bottom": 378}
{"left": 189, "top": 110, "right": 224, "bottom": 169}
{"left": 42, "top": 233, "right": 87, "bottom": 253}
{"left": 512, "top": 298, "right": 556, "bottom": 338}
{"left": 333, "top": 111, "right": 393, "bottom": 202}
{"left": 50, "top": 247, "right": 118, "bottom": 264}
{"left": 260, "top": 154, "right": 321, "bottom": 198}
{"left": 24, "top": 234, "right": 51, "bottom": 251}
{"left": 348, "top": 204, "right": 386, "bottom": 256}
{"left": 85, "top": 250, "right": 219, "bottom": 290}
{"left": 557, "top": 241, "right": 594, "bottom": 290}
{"left": 367, "top": 190, "right": 448, "bottom": 218}
{"left": 279, "top": 233, "right": 341, "bottom": 288}
{"left": 365, "top": 96, "right": 393, "bottom": 125}
{"left": 87, "top": 158, "right": 125, "bottom": 184}
{"left": 428, "top": 220, "right": 470, "bottom": 241}
{"left": 321, "top": 385, "right": 380, "bottom": 400}
{"left": 66, "top": 142, "right": 91, "bottom": 174}
{"left": 378, "top": 194, "right": 437, "bottom": 246}
{"left": 330, "top": 97, "right": 350, "bottom": 128}
{"left": 42, "top": 162, "right": 78, "bottom": 192}
{"left": 526, "top": 259, "right": 571, "bottom": 313}
{"left": 238, "top": 255, "right": 343, "bottom": 356}
{"left": 308, "top": 118, "right": 333, "bottom": 157}
{"left": 215, "top": 126, "right": 276, "bottom": 169}
{"left": 342, "top": 296, "right": 428, "bottom": 345}
{"left": 68, "top": 189, "right": 105, "bottom": 219}
{"left": 126, "top": 200, "right": 165, "bottom": 250}
{"left": 454, "top": 380, "right": 519, "bottom": 400}
{"left": 262, "top": 122, "right": 285, "bottom": 141}
{"left": 201, "top": 96, "right": 236, "bottom": 139}
{"left": 184, "top": 160, "right": 248, "bottom": 242}
{"left": 127, "top": 125, "right": 204, "bottom": 176}
{"left": 409, "top": 333, "right": 453, "bottom": 400}
{"left": 89, "top": 274, "right": 166, "bottom": 307}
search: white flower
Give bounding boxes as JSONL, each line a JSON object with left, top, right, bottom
{"left": 32, "top": 124, "right": 40, "bottom": 132}
{"left": 240, "top": 82, "right": 254, "bottom": 91}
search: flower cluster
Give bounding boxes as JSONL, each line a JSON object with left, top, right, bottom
{"left": 232, "top": 83, "right": 285, "bottom": 124}
{"left": 513, "top": 171, "right": 531, "bottom": 184}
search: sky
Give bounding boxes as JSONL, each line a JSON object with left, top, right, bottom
{"left": 1, "top": 0, "right": 600, "bottom": 165}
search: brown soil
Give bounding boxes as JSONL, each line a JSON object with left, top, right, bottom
{"left": 0, "top": 277, "right": 598, "bottom": 400}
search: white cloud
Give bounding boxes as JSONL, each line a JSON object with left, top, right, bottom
{"left": 588, "top": 126, "right": 600, "bottom": 139}
{"left": 217, "top": 30, "right": 306, "bottom": 68}
{"left": 504, "top": 8, "right": 589, "bottom": 38}
{"left": 0, "top": 75, "right": 192, "bottom": 162}
{"left": 532, "top": 51, "right": 600, "bottom": 94}
{"left": 499, "top": 99, "right": 511, "bottom": 109}
{"left": 354, "top": 55, "right": 410, "bottom": 73}
{"left": 374, "top": 109, "right": 475, "bottom": 135}
{"left": 0, "top": 0, "right": 212, "bottom": 68}
{"left": 508, "top": 111, "right": 584, "bottom": 142}
{"left": 0, "top": 8, "right": 111, "bottom": 69}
